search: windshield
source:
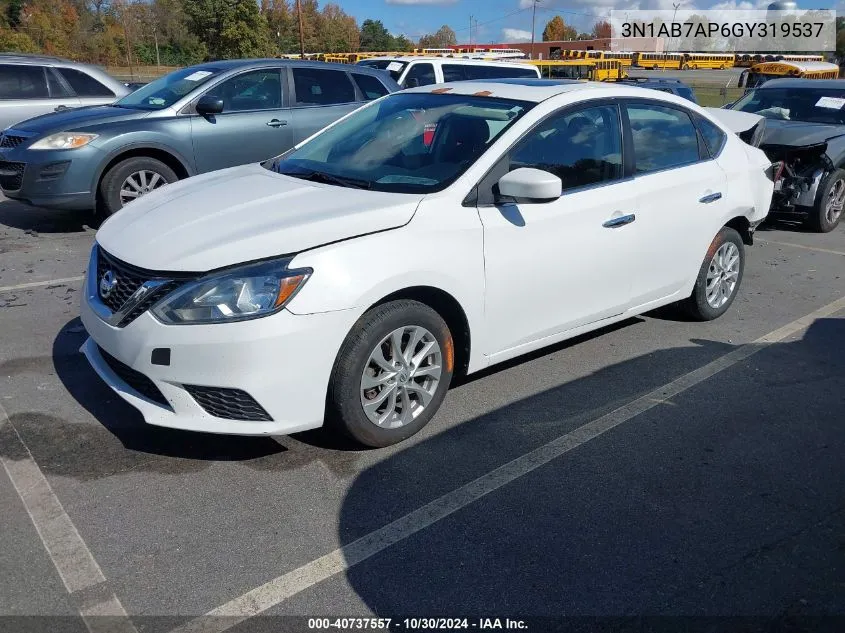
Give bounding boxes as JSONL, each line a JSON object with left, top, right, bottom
{"left": 115, "top": 67, "right": 223, "bottom": 110}
{"left": 731, "top": 87, "right": 845, "bottom": 124}
{"left": 269, "top": 92, "right": 532, "bottom": 193}
{"left": 357, "top": 59, "right": 407, "bottom": 83}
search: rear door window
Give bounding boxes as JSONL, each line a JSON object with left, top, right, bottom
{"left": 351, "top": 73, "right": 389, "bottom": 100}
{"left": 292, "top": 67, "right": 356, "bottom": 106}
{"left": 401, "top": 63, "right": 435, "bottom": 88}
{"left": 57, "top": 67, "right": 115, "bottom": 97}
{"left": 626, "top": 103, "right": 701, "bottom": 173}
{"left": 46, "top": 69, "right": 72, "bottom": 98}
{"left": 443, "top": 64, "right": 468, "bottom": 82}
{"left": 0, "top": 65, "right": 49, "bottom": 99}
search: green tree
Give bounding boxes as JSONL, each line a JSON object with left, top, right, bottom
{"left": 836, "top": 17, "right": 845, "bottom": 62}
{"left": 359, "top": 18, "right": 392, "bottom": 51}
{"left": 391, "top": 33, "right": 414, "bottom": 51}
{"left": 6, "top": 0, "right": 23, "bottom": 27}
{"left": 181, "top": 0, "right": 271, "bottom": 59}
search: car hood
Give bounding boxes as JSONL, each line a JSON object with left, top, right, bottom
{"left": 96, "top": 163, "right": 423, "bottom": 271}
{"left": 758, "top": 118, "right": 845, "bottom": 148}
{"left": 8, "top": 105, "right": 149, "bottom": 135}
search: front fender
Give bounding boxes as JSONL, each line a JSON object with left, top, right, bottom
{"left": 285, "top": 202, "right": 487, "bottom": 368}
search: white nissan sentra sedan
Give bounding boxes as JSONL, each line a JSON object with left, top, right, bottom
{"left": 80, "top": 79, "right": 774, "bottom": 447}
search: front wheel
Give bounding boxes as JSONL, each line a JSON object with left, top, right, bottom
{"left": 682, "top": 227, "right": 745, "bottom": 321}
{"left": 98, "top": 156, "right": 178, "bottom": 217}
{"left": 326, "top": 300, "right": 454, "bottom": 447}
{"left": 806, "top": 168, "right": 845, "bottom": 233}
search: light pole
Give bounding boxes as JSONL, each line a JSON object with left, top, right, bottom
{"left": 530, "top": 0, "right": 540, "bottom": 59}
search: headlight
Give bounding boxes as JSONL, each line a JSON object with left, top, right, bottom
{"left": 29, "top": 132, "right": 98, "bottom": 150}
{"left": 151, "top": 258, "right": 311, "bottom": 325}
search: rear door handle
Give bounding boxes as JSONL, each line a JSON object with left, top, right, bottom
{"left": 699, "top": 192, "right": 722, "bottom": 204}
{"left": 266, "top": 119, "right": 288, "bottom": 127}
{"left": 602, "top": 213, "right": 636, "bottom": 228}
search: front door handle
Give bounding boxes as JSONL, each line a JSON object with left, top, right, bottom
{"left": 602, "top": 213, "right": 636, "bottom": 228}
{"left": 699, "top": 192, "right": 722, "bottom": 204}
{"left": 266, "top": 119, "right": 288, "bottom": 127}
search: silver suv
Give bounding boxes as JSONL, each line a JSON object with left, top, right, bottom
{"left": 0, "top": 54, "right": 130, "bottom": 130}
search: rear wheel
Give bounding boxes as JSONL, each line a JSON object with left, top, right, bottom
{"left": 682, "top": 63, "right": 690, "bottom": 70}
{"left": 805, "top": 168, "right": 845, "bottom": 233}
{"left": 682, "top": 227, "right": 744, "bottom": 321}
{"left": 98, "top": 156, "right": 178, "bottom": 217}
{"left": 326, "top": 300, "right": 454, "bottom": 448}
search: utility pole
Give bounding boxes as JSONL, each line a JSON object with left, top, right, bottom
{"left": 530, "top": 0, "right": 540, "bottom": 59}
{"left": 296, "top": 0, "right": 306, "bottom": 59}
{"left": 667, "top": 2, "right": 681, "bottom": 72}
{"left": 469, "top": 15, "right": 473, "bottom": 47}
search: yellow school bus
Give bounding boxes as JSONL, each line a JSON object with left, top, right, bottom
{"left": 738, "top": 61, "right": 841, "bottom": 89}
{"left": 526, "top": 59, "right": 627, "bottom": 82}
{"left": 634, "top": 52, "right": 684, "bottom": 69}
{"left": 682, "top": 53, "right": 735, "bottom": 69}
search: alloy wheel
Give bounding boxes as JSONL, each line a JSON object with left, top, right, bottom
{"left": 360, "top": 325, "right": 442, "bottom": 429}
{"left": 705, "top": 242, "right": 740, "bottom": 309}
{"left": 120, "top": 170, "right": 167, "bottom": 206}
{"left": 825, "top": 178, "right": 845, "bottom": 226}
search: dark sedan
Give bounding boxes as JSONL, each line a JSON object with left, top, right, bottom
{"left": 0, "top": 59, "right": 399, "bottom": 216}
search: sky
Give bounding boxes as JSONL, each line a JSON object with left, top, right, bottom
{"left": 336, "top": 0, "right": 840, "bottom": 43}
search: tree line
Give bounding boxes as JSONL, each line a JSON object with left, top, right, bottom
{"left": 0, "top": 0, "right": 466, "bottom": 67}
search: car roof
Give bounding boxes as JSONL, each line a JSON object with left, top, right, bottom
{"left": 402, "top": 78, "right": 623, "bottom": 102}
{"left": 757, "top": 78, "right": 845, "bottom": 89}
{"left": 359, "top": 56, "right": 529, "bottom": 67}
{"left": 187, "top": 58, "right": 388, "bottom": 75}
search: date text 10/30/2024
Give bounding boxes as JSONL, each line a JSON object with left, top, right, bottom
{"left": 308, "top": 618, "right": 529, "bottom": 630}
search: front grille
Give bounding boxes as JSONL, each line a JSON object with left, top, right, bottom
{"left": 98, "top": 346, "right": 169, "bottom": 408}
{"left": 184, "top": 385, "right": 273, "bottom": 422}
{"left": 95, "top": 247, "right": 185, "bottom": 327}
{"left": 0, "top": 134, "right": 26, "bottom": 148}
{"left": 0, "top": 160, "right": 25, "bottom": 190}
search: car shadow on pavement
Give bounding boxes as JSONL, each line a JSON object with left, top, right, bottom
{"left": 0, "top": 199, "right": 95, "bottom": 234}
{"left": 11, "top": 317, "right": 291, "bottom": 480}
{"left": 337, "top": 317, "right": 845, "bottom": 618}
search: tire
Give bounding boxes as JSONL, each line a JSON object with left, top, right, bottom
{"left": 719, "top": 64, "right": 726, "bottom": 70}
{"left": 682, "top": 226, "right": 745, "bottom": 321}
{"left": 805, "top": 168, "right": 845, "bottom": 233}
{"left": 326, "top": 300, "right": 454, "bottom": 448}
{"left": 652, "top": 65, "right": 659, "bottom": 70}
{"left": 98, "top": 156, "right": 178, "bottom": 217}
{"left": 682, "top": 63, "right": 690, "bottom": 70}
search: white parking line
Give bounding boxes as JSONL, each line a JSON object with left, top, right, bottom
{"left": 169, "top": 294, "right": 845, "bottom": 633}
{"left": 0, "top": 275, "right": 85, "bottom": 294}
{"left": 761, "top": 239, "right": 845, "bottom": 257}
{"left": 0, "top": 401, "right": 136, "bottom": 633}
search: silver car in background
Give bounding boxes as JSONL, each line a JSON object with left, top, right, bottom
{"left": 0, "top": 54, "right": 130, "bottom": 130}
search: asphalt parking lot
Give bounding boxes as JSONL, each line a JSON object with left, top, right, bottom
{"left": 2, "top": 192, "right": 845, "bottom": 632}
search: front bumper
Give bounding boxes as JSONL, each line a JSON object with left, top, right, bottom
{"left": 79, "top": 260, "right": 358, "bottom": 435}
{"left": 0, "top": 135, "right": 100, "bottom": 210}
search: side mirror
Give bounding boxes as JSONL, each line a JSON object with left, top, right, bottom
{"left": 737, "top": 72, "right": 746, "bottom": 89}
{"left": 496, "top": 168, "right": 562, "bottom": 203}
{"left": 196, "top": 95, "right": 224, "bottom": 115}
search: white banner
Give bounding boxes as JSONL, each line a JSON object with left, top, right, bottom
{"left": 609, "top": 9, "right": 835, "bottom": 52}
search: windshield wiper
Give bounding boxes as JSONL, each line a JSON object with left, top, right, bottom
{"left": 279, "top": 169, "right": 372, "bottom": 190}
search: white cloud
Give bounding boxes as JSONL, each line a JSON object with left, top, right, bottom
{"left": 385, "top": 0, "right": 459, "bottom": 4}
{"left": 501, "top": 28, "right": 533, "bottom": 42}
